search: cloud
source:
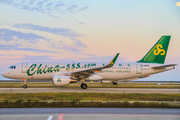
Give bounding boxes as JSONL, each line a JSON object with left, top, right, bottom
{"left": 48, "top": 15, "right": 61, "bottom": 18}
{"left": 0, "top": 0, "right": 89, "bottom": 18}
{"left": 0, "top": 27, "right": 87, "bottom": 54}
{"left": 46, "top": 2, "right": 53, "bottom": 7}
{"left": 12, "top": 23, "right": 87, "bottom": 50}
{"left": 29, "top": 0, "right": 35, "bottom": 4}
{"left": 63, "top": 45, "right": 82, "bottom": 52}
{"left": 0, "top": 54, "right": 25, "bottom": 60}
{"left": 21, "top": 0, "right": 25, "bottom": 3}
{"left": 0, "top": 28, "right": 44, "bottom": 41}
{"left": 76, "top": 20, "right": 86, "bottom": 25}
{"left": 36, "top": 0, "right": 48, "bottom": 6}
{"left": 66, "top": 5, "right": 77, "bottom": 11}
{"left": 0, "top": 54, "right": 52, "bottom": 61}
{"left": 54, "top": 4, "right": 64, "bottom": 9}
{"left": 13, "top": 23, "right": 82, "bottom": 38}
{"left": 0, "top": 29, "right": 58, "bottom": 52}
{"left": 78, "top": 6, "right": 89, "bottom": 11}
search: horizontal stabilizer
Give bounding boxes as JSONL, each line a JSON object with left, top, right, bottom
{"left": 151, "top": 64, "right": 177, "bottom": 70}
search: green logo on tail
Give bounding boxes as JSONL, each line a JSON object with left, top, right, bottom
{"left": 153, "top": 44, "right": 165, "bottom": 55}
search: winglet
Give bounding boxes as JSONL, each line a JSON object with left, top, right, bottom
{"left": 107, "top": 53, "right": 119, "bottom": 67}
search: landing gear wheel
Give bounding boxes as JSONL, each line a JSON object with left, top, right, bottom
{"left": 81, "top": 84, "right": 87, "bottom": 89}
{"left": 113, "top": 82, "right": 118, "bottom": 85}
{"left": 23, "top": 84, "right": 27, "bottom": 89}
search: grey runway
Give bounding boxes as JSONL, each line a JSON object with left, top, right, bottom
{"left": 0, "top": 87, "right": 179, "bottom": 93}
{"left": 0, "top": 108, "right": 180, "bottom": 115}
{"left": 0, "top": 108, "right": 180, "bottom": 120}
{"left": 0, "top": 114, "right": 180, "bottom": 120}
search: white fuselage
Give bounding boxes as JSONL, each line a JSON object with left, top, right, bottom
{"left": 1, "top": 61, "right": 174, "bottom": 81}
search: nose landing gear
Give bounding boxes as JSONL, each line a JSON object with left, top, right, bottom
{"left": 23, "top": 79, "right": 27, "bottom": 89}
{"left": 23, "top": 84, "right": 27, "bottom": 88}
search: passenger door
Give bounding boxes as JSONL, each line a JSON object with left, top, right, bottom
{"left": 22, "top": 63, "right": 28, "bottom": 73}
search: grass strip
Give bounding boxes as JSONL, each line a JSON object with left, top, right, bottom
{"left": 0, "top": 93, "right": 180, "bottom": 101}
{"left": 0, "top": 101, "right": 179, "bottom": 108}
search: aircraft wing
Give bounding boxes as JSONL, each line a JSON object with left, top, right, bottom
{"left": 151, "top": 64, "right": 177, "bottom": 70}
{"left": 62, "top": 53, "right": 119, "bottom": 76}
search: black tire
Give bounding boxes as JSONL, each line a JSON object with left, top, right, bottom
{"left": 23, "top": 84, "right": 27, "bottom": 89}
{"left": 81, "top": 84, "right": 87, "bottom": 89}
{"left": 113, "top": 82, "right": 118, "bottom": 85}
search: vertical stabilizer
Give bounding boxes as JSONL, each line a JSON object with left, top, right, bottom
{"left": 137, "top": 36, "right": 171, "bottom": 64}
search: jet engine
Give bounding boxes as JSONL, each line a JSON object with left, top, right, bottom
{"left": 53, "top": 75, "right": 71, "bottom": 86}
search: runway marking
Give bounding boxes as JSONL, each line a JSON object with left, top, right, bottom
{"left": 47, "top": 115, "right": 53, "bottom": 120}
{"left": 63, "top": 114, "right": 180, "bottom": 116}
{"left": 58, "top": 114, "right": 64, "bottom": 120}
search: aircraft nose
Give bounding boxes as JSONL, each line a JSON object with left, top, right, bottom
{"left": 1, "top": 70, "right": 7, "bottom": 77}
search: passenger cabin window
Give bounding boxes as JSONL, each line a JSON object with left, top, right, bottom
{"left": 9, "top": 66, "right": 16, "bottom": 69}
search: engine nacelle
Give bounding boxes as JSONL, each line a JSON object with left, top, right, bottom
{"left": 53, "top": 75, "right": 71, "bottom": 86}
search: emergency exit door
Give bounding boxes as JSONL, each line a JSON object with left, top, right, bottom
{"left": 136, "top": 64, "right": 142, "bottom": 74}
{"left": 22, "top": 63, "right": 28, "bottom": 73}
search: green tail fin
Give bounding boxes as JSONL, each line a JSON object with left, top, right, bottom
{"left": 137, "top": 36, "right": 171, "bottom": 64}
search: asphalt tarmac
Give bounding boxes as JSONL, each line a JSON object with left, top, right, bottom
{"left": 0, "top": 87, "right": 179, "bottom": 93}
{"left": 0, "top": 108, "right": 179, "bottom": 120}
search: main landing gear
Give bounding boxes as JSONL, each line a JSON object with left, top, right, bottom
{"left": 81, "top": 83, "right": 87, "bottom": 89}
{"left": 23, "top": 79, "right": 27, "bottom": 89}
{"left": 113, "top": 82, "right": 118, "bottom": 85}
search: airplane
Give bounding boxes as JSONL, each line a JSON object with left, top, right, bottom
{"left": 1, "top": 36, "right": 177, "bottom": 89}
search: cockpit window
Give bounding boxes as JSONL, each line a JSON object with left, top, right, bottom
{"left": 9, "top": 66, "right": 16, "bottom": 69}
{"left": 9, "top": 66, "right": 13, "bottom": 69}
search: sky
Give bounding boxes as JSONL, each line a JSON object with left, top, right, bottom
{"left": 0, "top": 0, "right": 180, "bottom": 81}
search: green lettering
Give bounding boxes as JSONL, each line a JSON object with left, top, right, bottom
{"left": 43, "top": 65, "right": 47, "bottom": 73}
{"left": 87, "top": 64, "right": 90, "bottom": 67}
{"left": 84, "top": 64, "right": 87, "bottom": 68}
{"left": 47, "top": 67, "right": 53, "bottom": 73}
{"left": 54, "top": 65, "right": 60, "bottom": 72}
{"left": 72, "top": 63, "right": 75, "bottom": 69}
{"left": 66, "top": 64, "right": 70, "bottom": 70}
{"left": 91, "top": 63, "right": 96, "bottom": 67}
{"left": 27, "top": 64, "right": 36, "bottom": 76}
{"left": 37, "top": 64, "right": 42, "bottom": 74}
{"left": 76, "top": 63, "right": 80, "bottom": 69}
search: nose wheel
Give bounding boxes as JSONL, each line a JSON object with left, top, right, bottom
{"left": 23, "top": 79, "right": 27, "bottom": 89}
{"left": 23, "top": 84, "right": 27, "bottom": 89}
{"left": 81, "top": 83, "right": 87, "bottom": 89}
